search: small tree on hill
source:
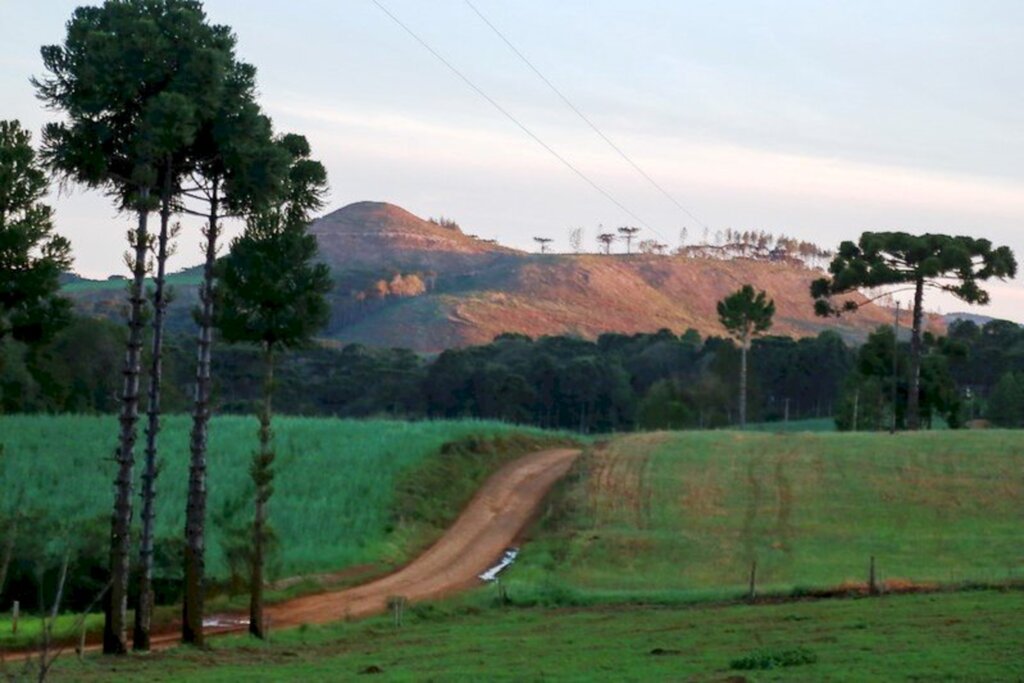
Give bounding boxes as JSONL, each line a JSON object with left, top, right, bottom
{"left": 811, "top": 232, "right": 1016, "bottom": 430}
{"left": 533, "top": 236, "right": 553, "bottom": 254}
{"left": 617, "top": 226, "right": 640, "bottom": 254}
{"left": 568, "top": 226, "right": 583, "bottom": 253}
{"left": 597, "top": 232, "right": 616, "bottom": 255}
{"left": 717, "top": 285, "right": 775, "bottom": 428}
{"left": 214, "top": 134, "right": 331, "bottom": 639}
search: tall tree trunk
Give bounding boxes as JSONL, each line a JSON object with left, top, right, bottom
{"left": 49, "top": 548, "right": 70, "bottom": 622}
{"left": 134, "top": 164, "right": 173, "bottom": 652}
{"left": 250, "top": 343, "right": 275, "bottom": 639}
{"left": 739, "top": 337, "right": 748, "bottom": 429}
{"left": 104, "top": 194, "right": 150, "bottom": 655}
{"left": 0, "top": 513, "right": 19, "bottom": 598}
{"left": 906, "top": 278, "right": 925, "bottom": 431}
{"left": 183, "top": 179, "right": 219, "bottom": 647}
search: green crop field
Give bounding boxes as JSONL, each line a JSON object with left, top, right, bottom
{"left": 504, "top": 430, "right": 1024, "bottom": 604}
{"left": 47, "top": 588, "right": 1024, "bottom": 681}
{"left": 0, "top": 415, "right": 565, "bottom": 580}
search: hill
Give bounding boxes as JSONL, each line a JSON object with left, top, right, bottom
{"left": 65, "top": 201, "right": 900, "bottom": 352}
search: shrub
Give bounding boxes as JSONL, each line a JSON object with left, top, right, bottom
{"left": 729, "top": 647, "right": 817, "bottom": 670}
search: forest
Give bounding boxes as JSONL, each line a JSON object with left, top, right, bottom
{"left": 3, "top": 314, "right": 1022, "bottom": 431}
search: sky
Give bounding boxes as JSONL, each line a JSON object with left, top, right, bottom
{"left": 2, "top": 0, "right": 1023, "bottom": 320}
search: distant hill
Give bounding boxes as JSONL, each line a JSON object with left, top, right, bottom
{"left": 65, "top": 201, "right": 900, "bottom": 352}
{"left": 943, "top": 312, "right": 1001, "bottom": 327}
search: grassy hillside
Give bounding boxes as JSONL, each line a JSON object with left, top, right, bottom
{"left": 506, "top": 430, "right": 1024, "bottom": 603}
{"left": 0, "top": 415, "right": 566, "bottom": 580}
{"left": 56, "top": 589, "right": 1024, "bottom": 681}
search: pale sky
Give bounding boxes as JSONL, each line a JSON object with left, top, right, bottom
{"left": 2, "top": 1, "right": 1022, "bottom": 321}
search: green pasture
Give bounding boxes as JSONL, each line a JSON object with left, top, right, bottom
{"left": 505, "top": 430, "right": 1024, "bottom": 603}
{"left": 49, "top": 589, "right": 1024, "bottom": 681}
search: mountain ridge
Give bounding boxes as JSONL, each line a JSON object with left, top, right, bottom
{"left": 66, "top": 201, "right": 910, "bottom": 352}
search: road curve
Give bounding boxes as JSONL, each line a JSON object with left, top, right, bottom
{"left": 9, "top": 447, "right": 580, "bottom": 658}
{"left": 263, "top": 446, "right": 580, "bottom": 627}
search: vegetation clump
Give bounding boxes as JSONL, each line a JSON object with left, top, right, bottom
{"left": 729, "top": 646, "right": 818, "bottom": 670}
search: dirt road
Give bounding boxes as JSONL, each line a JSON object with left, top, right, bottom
{"left": 263, "top": 446, "right": 579, "bottom": 627}
{"left": 10, "top": 447, "right": 579, "bottom": 659}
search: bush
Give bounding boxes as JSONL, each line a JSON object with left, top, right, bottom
{"left": 729, "top": 646, "right": 818, "bottom": 670}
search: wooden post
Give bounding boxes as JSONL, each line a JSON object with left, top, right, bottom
{"left": 852, "top": 389, "right": 860, "bottom": 431}
{"left": 747, "top": 561, "right": 757, "bottom": 601}
{"left": 869, "top": 556, "right": 879, "bottom": 595}
{"left": 77, "top": 622, "right": 87, "bottom": 662}
{"left": 11, "top": 600, "right": 18, "bottom": 634}
{"left": 388, "top": 596, "right": 406, "bottom": 628}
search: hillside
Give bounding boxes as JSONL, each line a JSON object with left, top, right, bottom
{"left": 311, "top": 202, "right": 895, "bottom": 350}
{"left": 66, "top": 201, "right": 899, "bottom": 352}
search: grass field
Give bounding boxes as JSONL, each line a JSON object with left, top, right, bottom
{"left": 37, "top": 588, "right": 1024, "bottom": 681}
{"left": 61, "top": 271, "right": 203, "bottom": 293}
{"left": 0, "top": 415, "right": 566, "bottom": 580}
{"left": 504, "top": 430, "right": 1024, "bottom": 604}
{"left": 745, "top": 417, "right": 836, "bottom": 432}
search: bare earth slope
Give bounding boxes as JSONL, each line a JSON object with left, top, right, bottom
{"left": 312, "top": 202, "right": 894, "bottom": 351}
{"left": 68, "top": 201, "right": 900, "bottom": 351}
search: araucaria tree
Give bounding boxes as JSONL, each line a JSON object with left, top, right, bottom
{"left": 811, "top": 232, "right": 1016, "bottom": 430}
{"left": 35, "top": 0, "right": 238, "bottom": 654}
{"left": 178, "top": 56, "right": 281, "bottom": 649}
{"left": 215, "top": 134, "right": 331, "bottom": 639}
{"left": 617, "top": 226, "right": 640, "bottom": 254}
{"left": 0, "top": 120, "right": 72, "bottom": 343}
{"left": 717, "top": 285, "right": 775, "bottom": 428}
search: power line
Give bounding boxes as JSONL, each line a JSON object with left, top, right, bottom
{"left": 464, "top": 0, "right": 710, "bottom": 234}
{"left": 369, "top": 0, "right": 658, "bottom": 235}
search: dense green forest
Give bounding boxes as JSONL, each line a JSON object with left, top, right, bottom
{"left": 3, "top": 314, "right": 1021, "bottom": 430}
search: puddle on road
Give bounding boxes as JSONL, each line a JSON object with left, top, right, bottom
{"left": 478, "top": 547, "right": 519, "bottom": 582}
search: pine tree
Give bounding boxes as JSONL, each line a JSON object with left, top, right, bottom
{"left": 717, "top": 285, "right": 775, "bottom": 428}
{"left": 214, "top": 134, "right": 330, "bottom": 639}
{"left": 0, "top": 120, "right": 72, "bottom": 344}
{"left": 812, "top": 232, "right": 1016, "bottom": 430}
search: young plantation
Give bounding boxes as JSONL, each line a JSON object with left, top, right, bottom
{"left": 0, "top": 415, "right": 558, "bottom": 580}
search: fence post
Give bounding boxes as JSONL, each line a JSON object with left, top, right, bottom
{"left": 77, "top": 621, "right": 87, "bottom": 662}
{"left": 11, "top": 600, "right": 17, "bottom": 634}
{"left": 388, "top": 595, "right": 406, "bottom": 628}
{"left": 868, "top": 556, "right": 879, "bottom": 595}
{"left": 747, "top": 561, "right": 757, "bottom": 601}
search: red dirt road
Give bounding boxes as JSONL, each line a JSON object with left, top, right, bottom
{"left": 263, "top": 447, "right": 579, "bottom": 627}
{"left": 9, "top": 447, "right": 579, "bottom": 659}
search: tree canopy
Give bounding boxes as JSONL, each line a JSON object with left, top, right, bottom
{"left": 811, "top": 231, "right": 1016, "bottom": 429}
{"left": 811, "top": 232, "right": 1016, "bottom": 315}
{"left": 35, "top": 0, "right": 237, "bottom": 209}
{"left": 0, "top": 120, "right": 72, "bottom": 343}
{"left": 717, "top": 284, "right": 775, "bottom": 345}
